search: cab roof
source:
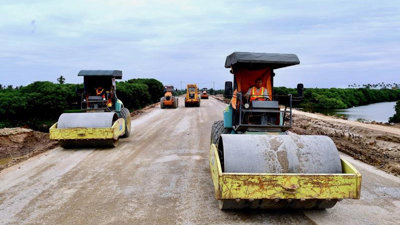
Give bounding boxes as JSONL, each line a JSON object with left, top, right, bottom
{"left": 225, "top": 52, "right": 300, "bottom": 69}
{"left": 78, "top": 70, "right": 122, "bottom": 79}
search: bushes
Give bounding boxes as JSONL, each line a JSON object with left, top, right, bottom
{"left": 0, "top": 78, "right": 164, "bottom": 131}
{"left": 389, "top": 100, "right": 400, "bottom": 123}
{"left": 116, "top": 82, "right": 151, "bottom": 110}
{"left": 0, "top": 82, "right": 83, "bottom": 131}
{"left": 126, "top": 78, "right": 164, "bottom": 104}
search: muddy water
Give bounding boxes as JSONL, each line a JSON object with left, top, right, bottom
{"left": 307, "top": 101, "right": 397, "bottom": 122}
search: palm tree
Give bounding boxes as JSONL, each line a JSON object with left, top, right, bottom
{"left": 57, "top": 76, "right": 65, "bottom": 84}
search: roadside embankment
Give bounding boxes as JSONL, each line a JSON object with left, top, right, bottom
{"left": 291, "top": 109, "right": 400, "bottom": 176}
{"left": 0, "top": 101, "right": 161, "bottom": 172}
{"left": 0, "top": 128, "right": 57, "bottom": 171}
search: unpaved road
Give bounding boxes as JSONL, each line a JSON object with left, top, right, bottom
{"left": 1, "top": 97, "right": 400, "bottom": 225}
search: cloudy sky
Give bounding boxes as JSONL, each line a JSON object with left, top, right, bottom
{"left": 0, "top": 0, "right": 399, "bottom": 89}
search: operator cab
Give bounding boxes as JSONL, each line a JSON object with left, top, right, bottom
{"left": 224, "top": 52, "right": 302, "bottom": 132}
{"left": 78, "top": 70, "right": 122, "bottom": 111}
{"left": 187, "top": 85, "right": 197, "bottom": 99}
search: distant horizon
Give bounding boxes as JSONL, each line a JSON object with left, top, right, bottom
{"left": 2, "top": 78, "right": 399, "bottom": 91}
{"left": 1, "top": 0, "right": 399, "bottom": 89}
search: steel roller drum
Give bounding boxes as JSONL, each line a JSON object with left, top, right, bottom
{"left": 221, "top": 133, "right": 342, "bottom": 173}
{"left": 57, "top": 112, "right": 118, "bottom": 128}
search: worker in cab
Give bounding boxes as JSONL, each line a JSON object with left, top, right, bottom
{"left": 245, "top": 78, "right": 269, "bottom": 102}
{"left": 96, "top": 86, "right": 105, "bottom": 96}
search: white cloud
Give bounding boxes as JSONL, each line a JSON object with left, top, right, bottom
{"left": 0, "top": 0, "right": 399, "bottom": 89}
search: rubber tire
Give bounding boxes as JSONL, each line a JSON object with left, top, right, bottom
{"left": 211, "top": 120, "right": 232, "bottom": 172}
{"left": 120, "top": 108, "right": 131, "bottom": 138}
{"left": 211, "top": 120, "right": 230, "bottom": 145}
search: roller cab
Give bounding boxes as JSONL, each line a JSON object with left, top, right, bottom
{"left": 210, "top": 52, "right": 362, "bottom": 209}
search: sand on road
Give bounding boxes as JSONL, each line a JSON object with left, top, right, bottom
{"left": 0, "top": 97, "right": 399, "bottom": 225}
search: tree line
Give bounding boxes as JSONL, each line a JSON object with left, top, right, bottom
{"left": 348, "top": 82, "right": 400, "bottom": 89}
{"left": 0, "top": 78, "right": 164, "bottom": 131}
{"left": 389, "top": 100, "right": 400, "bottom": 123}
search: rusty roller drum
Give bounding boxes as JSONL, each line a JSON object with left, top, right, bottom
{"left": 218, "top": 133, "right": 342, "bottom": 209}
{"left": 221, "top": 133, "right": 342, "bottom": 174}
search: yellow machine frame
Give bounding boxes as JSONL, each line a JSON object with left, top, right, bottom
{"left": 210, "top": 144, "right": 361, "bottom": 200}
{"left": 50, "top": 118, "right": 126, "bottom": 141}
{"left": 185, "top": 84, "right": 200, "bottom": 104}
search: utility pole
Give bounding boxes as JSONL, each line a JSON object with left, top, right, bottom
{"left": 180, "top": 81, "right": 182, "bottom": 90}
{"left": 213, "top": 81, "right": 215, "bottom": 90}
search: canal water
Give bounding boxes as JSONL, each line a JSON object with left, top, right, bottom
{"left": 305, "top": 101, "right": 397, "bottom": 123}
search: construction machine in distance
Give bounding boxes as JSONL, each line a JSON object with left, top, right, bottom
{"left": 160, "top": 85, "right": 179, "bottom": 109}
{"left": 50, "top": 70, "right": 131, "bottom": 148}
{"left": 201, "top": 88, "right": 209, "bottom": 99}
{"left": 185, "top": 84, "right": 200, "bottom": 107}
{"left": 210, "top": 52, "right": 361, "bottom": 209}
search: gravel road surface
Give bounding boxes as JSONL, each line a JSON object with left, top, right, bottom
{"left": 1, "top": 97, "right": 399, "bottom": 225}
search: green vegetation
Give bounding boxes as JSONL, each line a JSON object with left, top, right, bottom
{"left": 274, "top": 87, "right": 400, "bottom": 110}
{"left": 0, "top": 78, "right": 164, "bottom": 131}
{"left": 389, "top": 100, "right": 400, "bottom": 123}
{"left": 208, "top": 89, "right": 224, "bottom": 95}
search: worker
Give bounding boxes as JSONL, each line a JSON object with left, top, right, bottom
{"left": 245, "top": 78, "right": 269, "bottom": 102}
{"left": 106, "top": 86, "right": 114, "bottom": 108}
{"left": 96, "top": 86, "right": 105, "bottom": 96}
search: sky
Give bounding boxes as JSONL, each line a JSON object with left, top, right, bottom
{"left": 0, "top": 0, "right": 399, "bottom": 89}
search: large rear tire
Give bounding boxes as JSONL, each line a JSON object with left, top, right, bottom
{"left": 211, "top": 120, "right": 230, "bottom": 145}
{"left": 121, "top": 108, "right": 131, "bottom": 138}
{"left": 211, "top": 120, "right": 232, "bottom": 170}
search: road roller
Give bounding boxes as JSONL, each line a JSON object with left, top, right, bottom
{"left": 210, "top": 52, "right": 361, "bottom": 209}
{"left": 50, "top": 70, "right": 131, "bottom": 148}
{"left": 185, "top": 84, "right": 200, "bottom": 107}
{"left": 201, "top": 88, "right": 209, "bottom": 99}
{"left": 160, "top": 85, "right": 179, "bottom": 109}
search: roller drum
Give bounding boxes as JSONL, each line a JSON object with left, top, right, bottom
{"left": 221, "top": 133, "right": 342, "bottom": 174}
{"left": 57, "top": 112, "right": 118, "bottom": 128}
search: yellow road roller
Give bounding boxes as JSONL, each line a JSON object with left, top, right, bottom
{"left": 185, "top": 84, "right": 200, "bottom": 107}
{"left": 210, "top": 52, "right": 361, "bottom": 209}
{"left": 50, "top": 70, "right": 131, "bottom": 148}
